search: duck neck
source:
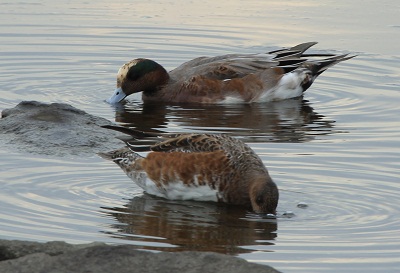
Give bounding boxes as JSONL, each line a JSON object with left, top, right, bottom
{"left": 142, "top": 66, "right": 170, "bottom": 97}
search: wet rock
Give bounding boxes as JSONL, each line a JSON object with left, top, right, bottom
{"left": 0, "top": 240, "right": 104, "bottom": 261}
{"left": 0, "top": 240, "right": 281, "bottom": 273}
{"left": 0, "top": 101, "right": 123, "bottom": 157}
{"left": 297, "top": 202, "right": 309, "bottom": 208}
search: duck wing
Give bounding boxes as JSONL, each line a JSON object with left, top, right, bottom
{"left": 169, "top": 42, "right": 318, "bottom": 81}
{"left": 101, "top": 125, "right": 228, "bottom": 153}
{"left": 149, "top": 133, "right": 226, "bottom": 153}
{"left": 169, "top": 54, "right": 277, "bottom": 81}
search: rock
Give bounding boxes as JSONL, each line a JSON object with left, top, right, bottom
{"left": 0, "top": 101, "right": 123, "bottom": 157}
{"left": 0, "top": 240, "right": 281, "bottom": 273}
{"left": 0, "top": 240, "right": 104, "bottom": 261}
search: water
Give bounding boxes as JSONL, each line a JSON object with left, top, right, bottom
{"left": 0, "top": 1, "right": 399, "bottom": 272}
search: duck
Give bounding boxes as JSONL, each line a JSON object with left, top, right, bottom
{"left": 106, "top": 42, "right": 354, "bottom": 104}
{"left": 99, "top": 125, "right": 279, "bottom": 215}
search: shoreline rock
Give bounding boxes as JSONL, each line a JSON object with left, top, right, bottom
{"left": 0, "top": 101, "right": 123, "bottom": 157}
{"left": 0, "top": 240, "right": 281, "bottom": 273}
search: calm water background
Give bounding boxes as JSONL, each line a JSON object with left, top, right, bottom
{"left": 0, "top": 1, "right": 399, "bottom": 272}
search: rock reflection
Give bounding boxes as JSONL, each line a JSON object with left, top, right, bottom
{"left": 111, "top": 98, "right": 335, "bottom": 143}
{"left": 101, "top": 194, "right": 277, "bottom": 254}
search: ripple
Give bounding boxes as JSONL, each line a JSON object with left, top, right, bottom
{"left": 250, "top": 140, "right": 400, "bottom": 270}
{"left": 0, "top": 2, "right": 400, "bottom": 272}
{"left": 309, "top": 54, "right": 400, "bottom": 119}
{"left": 0, "top": 152, "right": 137, "bottom": 243}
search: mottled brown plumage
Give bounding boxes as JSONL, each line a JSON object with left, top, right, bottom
{"left": 99, "top": 126, "right": 279, "bottom": 215}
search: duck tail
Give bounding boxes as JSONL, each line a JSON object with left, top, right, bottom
{"left": 98, "top": 146, "right": 142, "bottom": 162}
{"left": 101, "top": 125, "right": 158, "bottom": 139}
{"left": 98, "top": 147, "right": 145, "bottom": 178}
{"left": 300, "top": 54, "right": 356, "bottom": 92}
{"left": 103, "top": 124, "right": 165, "bottom": 151}
{"left": 271, "top": 42, "right": 356, "bottom": 74}
{"left": 307, "top": 54, "right": 356, "bottom": 76}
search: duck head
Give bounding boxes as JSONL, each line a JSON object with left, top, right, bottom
{"left": 106, "top": 58, "right": 169, "bottom": 104}
{"left": 249, "top": 175, "right": 279, "bottom": 216}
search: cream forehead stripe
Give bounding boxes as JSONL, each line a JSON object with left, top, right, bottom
{"left": 117, "top": 60, "right": 140, "bottom": 84}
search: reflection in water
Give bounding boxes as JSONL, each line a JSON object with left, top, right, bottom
{"left": 101, "top": 194, "right": 277, "bottom": 254}
{"left": 111, "top": 98, "right": 335, "bottom": 143}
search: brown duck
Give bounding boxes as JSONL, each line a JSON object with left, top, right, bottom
{"left": 99, "top": 125, "right": 279, "bottom": 215}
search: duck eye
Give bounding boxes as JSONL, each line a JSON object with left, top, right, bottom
{"left": 256, "top": 195, "right": 264, "bottom": 204}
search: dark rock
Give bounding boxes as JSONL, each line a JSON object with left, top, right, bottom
{"left": 0, "top": 240, "right": 281, "bottom": 273}
{"left": 0, "top": 101, "right": 123, "bottom": 157}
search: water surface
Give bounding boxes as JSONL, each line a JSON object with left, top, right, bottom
{"left": 0, "top": 1, "right": 399, "bottom": 272}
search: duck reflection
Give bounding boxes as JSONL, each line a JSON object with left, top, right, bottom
{"left": 110, "top": 98, "right": 335, "bottom": 143}
{"left": 101, "top": 194, "right": 277, "bottom": 254}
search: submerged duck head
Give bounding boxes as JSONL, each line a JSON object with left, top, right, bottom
{"left": 106, "top": 58, "right": 169, "bottom": 104}
{"left": 249, "top": 175, "right": 279, "bottom": 215}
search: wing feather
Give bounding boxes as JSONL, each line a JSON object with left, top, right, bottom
{"left": 169, "top": 42, "right": 320, "bottom": 81}
{"left": 150, "top": 134, "right": 224, "bottom": 153}
{"left": 101, "top": 125, "right": 226, "bottom": 153}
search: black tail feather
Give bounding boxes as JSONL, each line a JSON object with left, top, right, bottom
{"left": 289, "top": 42, "right": 318, "bottom": 53}
{"left": 101, "top": 125, "right": 159, "bottom": 139}
{"left": 299, "top": 54, "right": 356, "bottom": 92}
{"left": 269, "top": 42, "right": 355, "bottom": 75}
{"left": 102, "top": 125, "right": 166, "bottom": 152}
{"left": 312, "top": 54, "right": 356, "bottom": 76}
{"left": 269, "top": 42, "right": 318, "bottom": 58}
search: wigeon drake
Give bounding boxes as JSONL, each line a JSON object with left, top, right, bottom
{"left": 99, "top": 125, "right": 279, "bottom": 215}
{"left": 106, "top": 42, "right": 355, "bottom": 104}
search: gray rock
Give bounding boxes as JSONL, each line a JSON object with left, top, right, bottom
{"left": 0, "top": 101, "right": 123, "bottom": 157}
{"left": 0, "top": 240, "right": 281, "bottom": 273}
{"left": 0, "top": 239, "right": 104, "bottom": 261}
